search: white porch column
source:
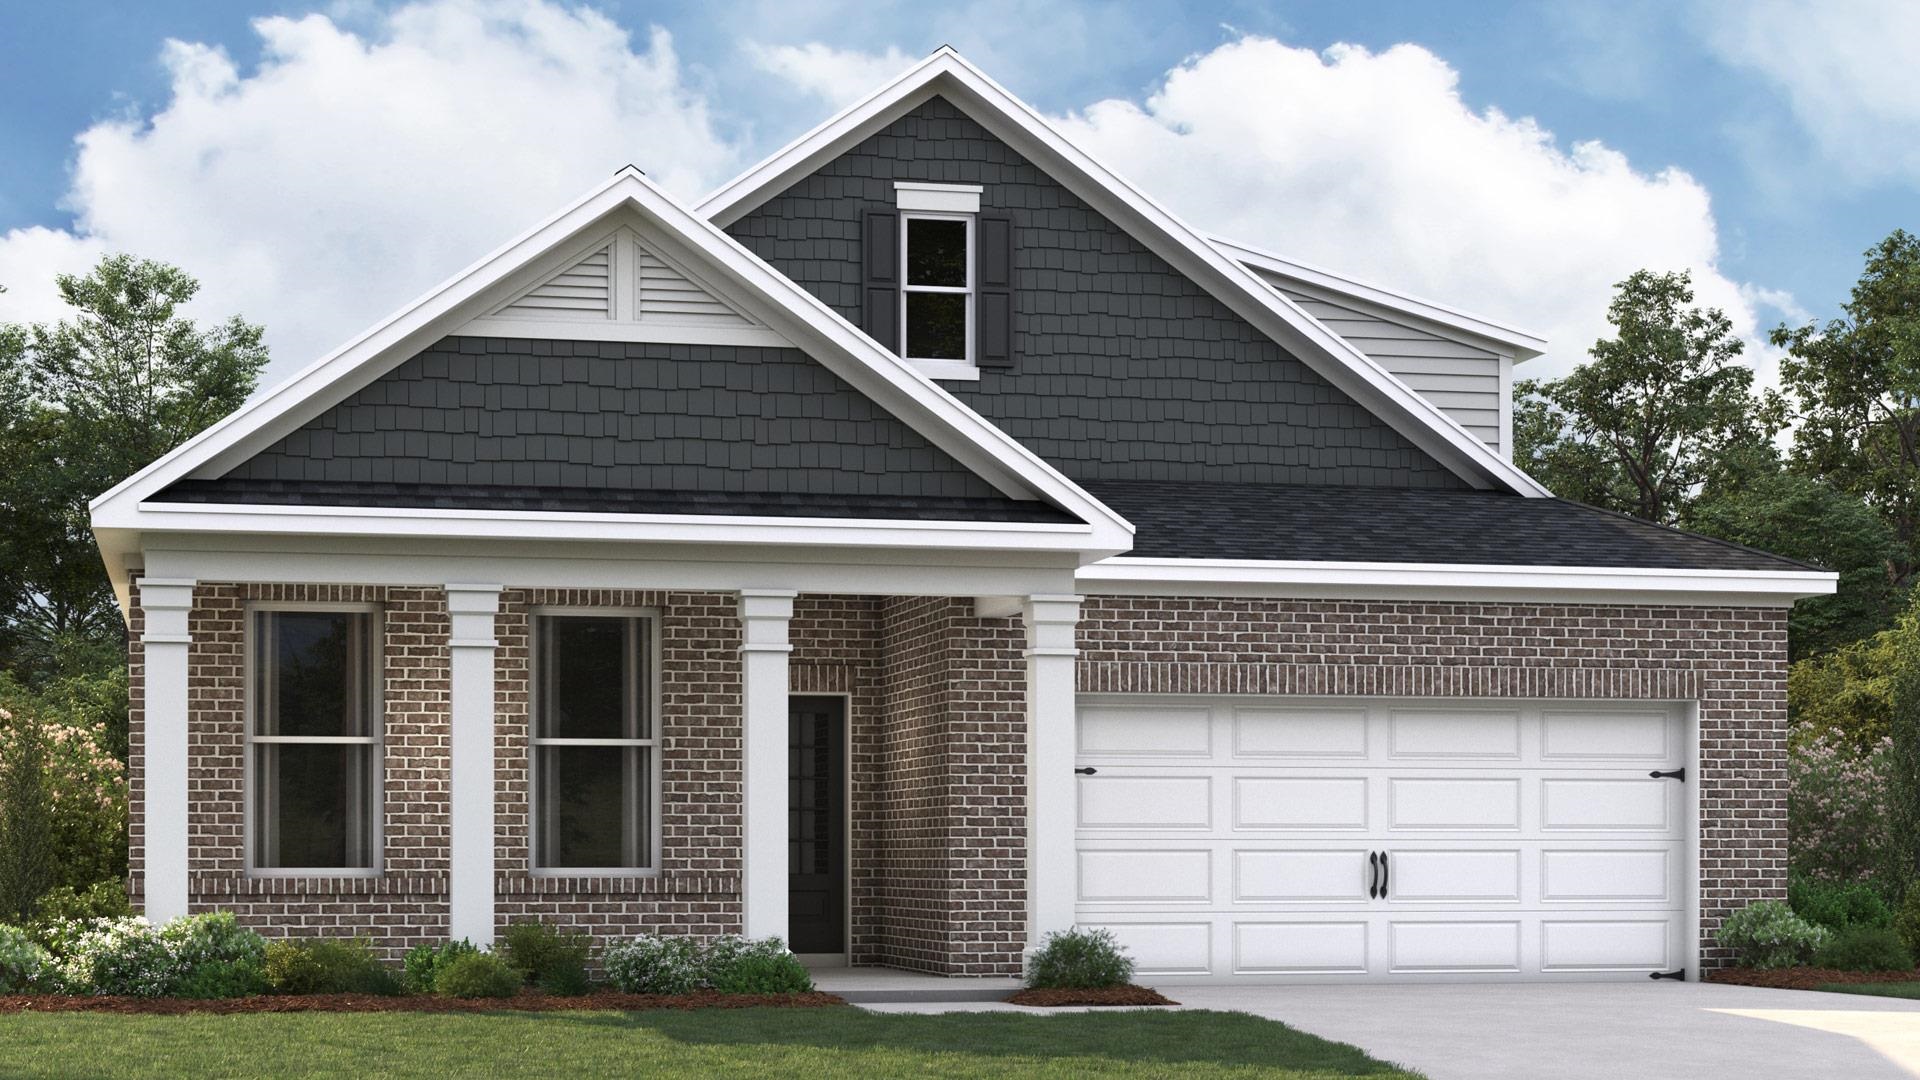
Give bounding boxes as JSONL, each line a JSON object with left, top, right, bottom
{"left": 139, "top": 578, "right": 196, "bottom": 924}
{"left": 739, "top": 589, "right": 795, "bottom": 942}
{"left": 446, "top": 584, "right": 503, "bottom": 946}
{"left": 1024, "top": 594, "right": 1082, "bottom": 949}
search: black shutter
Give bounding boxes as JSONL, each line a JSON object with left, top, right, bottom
{"left": 862, "top": 212, "right": 900, "bottom": 352}
{"left": 976, "top": 214, "right": 1014, "bottom": 368}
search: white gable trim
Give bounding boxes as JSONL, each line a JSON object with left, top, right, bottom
{"left": 1211, "top": 237, "right": 1548, "bottom": 360}
{"left": 695, "top": 48, "right": 1552, "bottom": 498}
{"left": 91, "top": 167, "right": 1135, "bottom": 588}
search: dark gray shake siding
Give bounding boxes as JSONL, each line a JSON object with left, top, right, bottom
{"left": 727, "top": 96, "right": 1466, "bottom": 490}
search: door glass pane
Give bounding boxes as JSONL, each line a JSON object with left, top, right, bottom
{"left": 536, "top": 746, "right": 648, "bottom": 868}
{"left": 254, "top": 743, "right": 373, "bottom": 869}
{"left": 906, "top": 292, "right": 967, "bottom": 360}
{"left": 543, "top": 617, "right": 631, "bottom": 739}
{"left": 258, "top": 611, "right": 368, "bottom": 737}
{"left": 906, "top": 218, "right": 967, "bottom": 286}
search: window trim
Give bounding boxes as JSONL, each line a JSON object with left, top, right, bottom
{"left": 528, "top": 605, "right": 662, "bottom": 877}
{"left": 898, "top": 210, "right": 975, "bottom": 369}
{"left": 242, "top": 600, "right": 385, "bottom": 879}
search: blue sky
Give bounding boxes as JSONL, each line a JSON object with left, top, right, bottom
{"left": 1, "top": 0, "right": 1913, "bottom": 387}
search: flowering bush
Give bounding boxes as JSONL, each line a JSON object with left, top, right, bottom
{"left": 0, "top": 925, "right": 51, "bottom": 992}
{"left": 603, "top": 935, "right": 704, "bottom": 995}
{"left": 161, "top": 912, "right": 267, "bottom": 998}
{"left": 1788, "top": 730, "right": 1900, "bottom": 885}
{"left": 1717, "top": 900, "right": 1830, "bottom": 969}
{"left": 47, "top": 913, "right": 267, "bottom": 997}
{"left": 0, "top": 700, "right": 127, "bottom": 894}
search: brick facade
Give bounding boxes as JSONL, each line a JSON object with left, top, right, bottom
{"left": 132, "top": 584, "right": 1785, "bottom": 973}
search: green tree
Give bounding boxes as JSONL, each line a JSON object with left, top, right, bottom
{"left": 1688, "top": 470, "right": 1904, "bottom": 659}
{"left": 1515, "top": 269, "right": 1782, "bottom": 524}
{"left": 0, "top": 707, "right": 54, "bottom": 923}
{"left": 1776, "top": 230, "right": 1920, "bottom": 587}
{"left": 0, "top": 255, "right": 267, "bottom": 679}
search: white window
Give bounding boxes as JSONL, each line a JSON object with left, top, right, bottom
{"left": 899, "top": 212, "right": 973, "bottom": 370}
{"left": 247, "top": 605, "right": 381, "bottom": 875}
{"left": 532, "top": 612, "right": 657, "bottom": 872}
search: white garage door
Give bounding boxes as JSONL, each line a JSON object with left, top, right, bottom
{"left": 1074, "top": 698, "right": 1692, "bottom": 983}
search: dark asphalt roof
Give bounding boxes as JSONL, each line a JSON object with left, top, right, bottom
{"left": 1081, "top": 480, "right": 1819, "bottom": 572}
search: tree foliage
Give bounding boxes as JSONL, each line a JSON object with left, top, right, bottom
{"left": 1776, "top": 230, "right": 1920, "bottom": 588}
{"left": 1515, "top": 269, "right": 1782, "bottom": 524}
{"left": 0, "top": 255, "right": 267, "bottom": 680}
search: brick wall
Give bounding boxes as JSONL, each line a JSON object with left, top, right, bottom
{"left": 1077, "top": 596, "right": 1790, "bottom": 969}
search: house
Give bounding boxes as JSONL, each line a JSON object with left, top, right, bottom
{"left": 89, "top": 48, "right": 1833, "bottom": 984}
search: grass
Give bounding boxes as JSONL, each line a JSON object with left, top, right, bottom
{"left": 1816, "top": 982, "right": 1920, "bottom": 1000}
{"left": 0, "top": 1006, "right": 1422, "bottom": 1078}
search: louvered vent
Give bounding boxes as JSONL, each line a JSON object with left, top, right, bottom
{"left": 495, "top": 245, "right": 611, "bottom": 319}
{"left": 637, "top": 248, "right": 753, "bottom": 326}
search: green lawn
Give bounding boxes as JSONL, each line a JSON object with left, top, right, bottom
{"left": 0, "top": 1006, "right": 1421, "bottom": 1078}
{"left": 1816, "top": 982, "right": 1920, "bottom": 1000}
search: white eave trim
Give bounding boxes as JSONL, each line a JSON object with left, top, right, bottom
{"left": 1077, "top": 557, "right": 1839, "bottom": 606}
{"left": 1211, "top": 237, "right": 1549, "bottom": 360}
{"left": 694, "top": 47, "right": 1553, "bottom": 498}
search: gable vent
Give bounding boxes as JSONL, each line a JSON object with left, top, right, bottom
{"left": 637, "top": 248, "right": 753, "bottom": 326}
{"left": 494, "top": 245, "right": 611, "bottom": 319}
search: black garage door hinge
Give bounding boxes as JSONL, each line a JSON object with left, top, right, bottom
{"left": 1649, "top": 768, "right": 1685, "bottom": 781}
{"left": 1649, "top": 969, "right": 1685, "bottom": 981}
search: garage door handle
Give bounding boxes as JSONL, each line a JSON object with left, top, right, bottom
{"left": 1074, "top": 767, "right": 1097, "bottom": 775}
{"left": 1649, "top": 768, "right": 1685, "bottom": 781}
{"left": 1379, "top": 851, "right": 1389, "bottom": 898}
{"left": 1367, "top": 851, "right": 1380, "bottom": 899}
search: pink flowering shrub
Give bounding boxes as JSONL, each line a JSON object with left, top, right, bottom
{"left": 0, "top": 703, "right": 127, "bottom": 890}
{"left": 1789, "top": 729, "right": 1899, "bottom": 886}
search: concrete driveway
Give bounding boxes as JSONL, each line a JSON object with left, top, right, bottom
{"left": 1169, "top": 982, "right": 1920, "bottom": 1080}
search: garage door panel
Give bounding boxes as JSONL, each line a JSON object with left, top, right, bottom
{"left": 1234, "top": 849, "right": 1371, "bottom": 903}
{"left": 1234, "top": 921, "right": 1370, "bottom": 975}
{"left": 1389, "top": 708, "right": 1522, "bottom": 760}
{"left": 1389, "top": 920, "right": 1522, "bottom": 973}
{"left": 1541, "top": 709, "right": 1673, "bottom": 762}
{"left": 1081, "top": 921, "right": 1213, "bottom": 976}
{"left": 1540, "top": 918, "right": 1677, "bottom": 971}
{"left": 1235, "top": 776, "right": 1369, "bottom": 830}
{"left": 1387, "top": 849, "right": 1521, "bottom": 903}
{"left": 1541, "top": 848, "right": 1674, "bottom": 903}
{"left": 1233, "top": 706, "right": 1368, "bottom": 759}
{"left": 1078, "top": 849, "right": 1211, "bottom": 903}
{"left": 1079, "top": 704, "right": 1213, "bottom": 758}
{"left": 1389, "top": 777, "right": 1520, "bottom": 830}
{"left": 1541, "top": 778, "right": 1672, "bottom": 832}
{"left": 1079, "top": 775, "right": 1211, "bottom": 829}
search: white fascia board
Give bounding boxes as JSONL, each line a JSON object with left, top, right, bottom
{"left": 1211, "top": 237, "right": 1549, "bottom": 360}
{"left": 1076, "top": 557, "right": 1839, "bottom": 607}
{"left": 87, "top": 164, "right": 1134, "bottom": 557}
{"left": 694, "top": 48, "right": 1552, "bottom": 498}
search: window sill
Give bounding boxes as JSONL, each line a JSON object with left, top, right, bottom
{"left": 907, "top": 358, "right": 981, "bottom": 382}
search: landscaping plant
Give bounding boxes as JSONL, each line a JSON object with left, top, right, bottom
{"left": 263, "top": 938, "right": 400, "bottom": 996}
{"left": 53, "top": 917, "right": 175, "bottom": 996}
{"left": 1716, "top": 900, "right": 1831, "bottom": 969}
{"left": 1790, "top": 873, "right": 1894, "bottom": 931}
{"left": 162, "top": 913, "right": 267, "bottom": 999}
{"left": 1788, "top": 731, "right": 1901, "bottom": 886}
{"left": 0, "top": 924, "right": 51, "bottom": 992}
{"left": 498, "top": 921, "right": 591, "bottom": 996}
{"left": 702, "top": 937, "right": 812, "bottom": 994}
{"left": 401, "top": 939, "right": 479, "bottom": 994}
{"left": 1025, "top": 927, "right": 1135, "bottom": 990}
{"left": 1815, "top": 925, "right": 1916, "bottom": 972}
{"left": 603, "top": 934, "right": 704, "bottom": 995}
{"left": 431, "top": 951, "right": 521, "bottom": 999}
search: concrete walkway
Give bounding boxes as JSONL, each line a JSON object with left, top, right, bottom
{"left": 1168, "top": 982, "right": 1920, "bottom": 1080}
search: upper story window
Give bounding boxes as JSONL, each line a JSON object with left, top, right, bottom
{"left": 900, "top": 213, "right": 973, "bottom": 367}
{"left": 248, "top": 606, "right": 381, "bottom": 874}
{"left": 532, "top": 612, "right": 656, "bottom": 873}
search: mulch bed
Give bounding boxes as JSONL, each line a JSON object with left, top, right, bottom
{"left": 1707, "top": 967, "right": 1920, "bottom": 990}
{"left": 1004, "top": 985, "right": 1177, "bottom": 1007}
{"left": 0, "top": 990, "right": 846, "bottom": 1015}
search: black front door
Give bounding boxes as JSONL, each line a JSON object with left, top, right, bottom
{"left": 788, "top": 696, "right": 845, "bottom": 954}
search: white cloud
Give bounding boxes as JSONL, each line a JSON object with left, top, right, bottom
{"left": 1040, "top": 37, "right": 1777, "bottom": 379}
{"left": 744, "top": 41, "right": 913, "bottom": 108}
{"left": 0, "top": 0, "right": 740, "bottom": 388}
{"left": 1697, "top": 0, "right": 1920, "bottom": 187}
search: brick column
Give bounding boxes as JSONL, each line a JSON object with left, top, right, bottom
{"left": 739, "top": 590, "right": 795, "bottom": 942}
{"left": 139, "top": 578, "right": 196, "bottom": 924}
{"left": 446, "top": 584, "right": 503, "bottom": 945}
{"left": 1024, "top": 594, "right": 1081, "bottom": 951}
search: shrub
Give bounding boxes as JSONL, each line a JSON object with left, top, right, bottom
{"left": 703, "top": 937, "right": 811, "bottom": 995}
{"left": 54, "top": 916, "right": 173, "bottom": 996}
{"left": 1816, "top": 925, "right": 1916, "bottom": 972}
{"left": 402, "top": 940, "right": 479, "bottom": 995}
{"left": 0, "top": 708, "right": 54, "bottom": 924}
{"left": 263, "top": 939, "right": 400, "bottom": 996}
{"left": 498, "top": 921, "right": 591, "bottom": 996}
{"left": 0, "top": 691, "right": 129, "bottom": 900}
{"left": 1789, "top": 731, "right": 1902, "bottom": 885}
{"left": 432, "top": 951, "right": 521, "bottom": 999}
{"left": 0, "top": 925, "right": 51, "bottom": 992}
{"left": 1025, "top": 927, "right": 1134, "bottom": 989}
{"left": 161, "top": 913, "right": 267, "bottom": 999}
{"left": 1716, "top": 900, "right": 1830, "bottom": 969}
{"left": 1895, "top": 890, "right": 1920, "bottom": 958}
{"left": 603, "top": 935, "right": 703, "bottom": 995}
{"left": 1790, "top": 873, "right": 1893, "bottom": 932}
{"left": 29, "top": 881, "right": 130, "bottom": 936}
